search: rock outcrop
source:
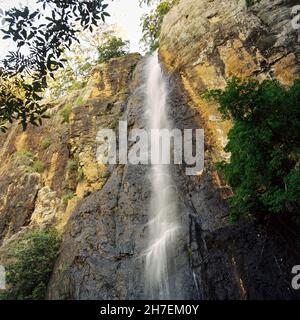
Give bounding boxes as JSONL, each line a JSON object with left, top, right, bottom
{"left": 0, "top": 53, "right": 141, "bottom": 256}
{"left": 159, "top": 0, "right": 300, "bottom": 299}
{"left": 160, "top": 0, "right": 300, "bottom": 159}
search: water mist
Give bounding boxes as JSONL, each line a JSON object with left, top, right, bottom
{"left": 144, "top": 51, "right": 179, "bottom": 299}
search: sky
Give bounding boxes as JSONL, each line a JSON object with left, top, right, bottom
{"left": 107, "top": 0, "right": 152, "bottom": 53}
{"left": 0, "top": 0, "right": 153, "bottom": 59}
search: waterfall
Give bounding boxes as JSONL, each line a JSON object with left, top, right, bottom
{"left": 144, "top": 51, "right": 179, "bottom": 299}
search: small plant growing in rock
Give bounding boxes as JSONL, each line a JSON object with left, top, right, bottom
{"left": 0, "top": 229, "right": 61, "bottom": 300}
{"left": 41, "top": 138, "right": 52, "bottom": 149}
{"left": 110, "top": 112, "right": 121, "bottom": 130}
{"left": 57, "top": 263, "right": 68, "bottom": 274}
{"left": 32, "top": 160, "right": 45, "bottom": 173}
{"left": 100, "top": 171, "right": 110, "bottom": 179}
{"left": 75, "top": 96, "right": 85, "bottom": 106}
{"left": 67, "top": 159, "right": 78, "bottom": 172}
{"left": 62, "top": 192, "right": 75, "bottom": 205}
{"left": 76, "top": 168, "right": 85, "bottom": 182}
{"left": 60, "top": 105, "right": 72, "bottom": 123}
{"left": 16, "top": 150, "right": 33, "bottom": 158}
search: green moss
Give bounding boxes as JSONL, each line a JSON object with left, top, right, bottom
{"left": 67, "top": 159, "right": 78, "bottom": 172}
{"left": 41, "top": 138, "right": 52, "bottom": 149}
{"left": 100, "top": 171, "right": 110, "bottom": 179}
{"left": 62, "top": 192, "right": 75, "bottom": 205}
{"left": 295, "top": 52, "right": 300, "bottom": 62}
{"left": 110, "top": 112, "right": 121, "bottom": 129}
{"left": 16, "top": 150, "right": 33, "bottom": 158}
{"left": 75, "top": 96, "right": 85, "bottom": 106}
{"left": 32, "top": 160, "right": 45, "bottom": 173}
{"left": 60, "top": 104, "right": 72, "bottom": 123}
{"left": 69, "top": 80, "right": 87, "bottom": 92}
{"left": 76, "top": 168, "right": 84, "bottom": 182}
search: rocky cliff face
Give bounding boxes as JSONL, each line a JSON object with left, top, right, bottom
{"left": 46, "top": 58, "right": 200, "bottom": 300}
{"left": 0, "top": 0, "right": 300, "bottom": 300}
{"left": 0, "top": 53, "right": 141, "bottom": 259}
{"left": 159, "top": 0, "right": 300, "bottom": 299}
{"left": 160, "top": 0, "right": 300, "bottom": 159}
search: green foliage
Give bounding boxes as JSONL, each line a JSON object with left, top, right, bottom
{"left": 41, "top": 138, "right": 52, "bottom": 150}
{"left": 32, "top": 160, "right": 45, "bottom": 173}
{"left": 0, "top": 1, "right": 109, "bottom": 131}
{"left": 76, "top": 168, "right": 85, "bottom": 182}
{"left": 16, "top": 150, "right": 33, "bottom": 158}
{"left": 97, "top": 32, "right": 129, "bottom": 64}
{"left": 246, "top": 0, "right": 261, "bottom": 7}
{"left": 47, "top": 26, "right": 123, "bottom": 99}
{"left": 47, "top": 45, "right": 93, "bottom": 98}
{"left": 140, "top": 0, "right": 179, "bottom": 52}
{"left": 62, "top": 192, "right": 75, "bottom": 205}
{"left": 75, "top": 96, "right": 85, "bottom": 106}
{"left": 67, "top": 159, "right": 78, "bottom": 172}
{"left": 60, "top": 105, "right": 72, "bottom": 123}
{"left": 204, "top": 78, "right": 300, "bottom": 221}
{"left": 111, "top": 117, "right": 119, "bottom": 130}
{"left": 0, "top": 229, "right": 61, "bottom": 300}
{"left": 100, "top": 171, "right": 111, "bottom": 179}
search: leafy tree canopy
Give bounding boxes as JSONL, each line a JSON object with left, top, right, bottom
{"left": 97, "top": 30, "right": 129, "bottom": 64}
{"left": 0, "top": 0, "right": 109, "bottom": 132}
{"left": 0, "top": 229, "right": 61, "bottom": 300}
{"left": 203, "top": 78, "right": 300, "bottom": 222}
{"left": 140, "top": 0, "right": 179, "bottom": 52}
{"left": 47, "top": 26, "right": 127, "bottom": 99}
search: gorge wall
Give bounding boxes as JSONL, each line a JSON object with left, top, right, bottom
{"left": 0, "top": 0, "right": 300, "bottom": 299}
{"left": 160, "top": 0, "right": 300, "bottom": 160}
{"left": 159, "top": 0, "right": 300, "bottom": 299}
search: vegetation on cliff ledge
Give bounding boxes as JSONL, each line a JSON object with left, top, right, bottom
{"left": 204, "top": 78, "right": 300, "bottom": 221}
{"left": 140, "top": 0, "right": 179, "bottom": 52}
{"left": 97, "top": 31, "right": 129, "bottom": 64}
{"left": 0, "top": 229, "right": 61, "bottom": 300}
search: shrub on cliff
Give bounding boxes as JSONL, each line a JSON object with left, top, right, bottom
{"left": 140, "top": 0, "right": 179, "bottom": 52}
{"left": 1, "top": 229, "right": 61, "bottom": 300}
{"left": 97, "top": 31, "right": 129, "bottom": 64}
{"left": 48, "top": 27, "right": 128, "bottom": 98}
{"left": 203, "top": 78, "right": 300, "bottom": 221}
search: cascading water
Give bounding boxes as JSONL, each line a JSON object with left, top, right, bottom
{"left": 144, "top": 51, "right": 179, "bottom": 299}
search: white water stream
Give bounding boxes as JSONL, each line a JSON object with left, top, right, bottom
{"left": 144, "top": 52, "right": 179, "bottom": 299}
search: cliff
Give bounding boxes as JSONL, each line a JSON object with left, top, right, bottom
{"left": 158, "top": 0, "right": 300, "bottom": 299}
{"left": 160, "top": 0, "right": 300, "bottom": 159}
{"left": 0, "top": 53, "right": 141, "bottom": 261}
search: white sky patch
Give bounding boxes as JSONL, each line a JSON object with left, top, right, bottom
{"left": 0, "top": 0, "right": 153, "bottom": 59}
{"left": 107, "top": 0, "right": 152, "bottom": 53}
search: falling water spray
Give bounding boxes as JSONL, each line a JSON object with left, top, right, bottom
{"left": 144, "top": 51, "right": 179, "bottom": 299}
